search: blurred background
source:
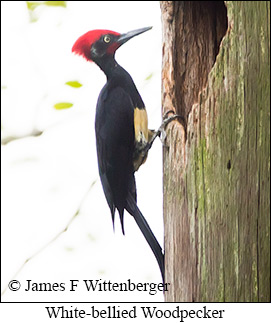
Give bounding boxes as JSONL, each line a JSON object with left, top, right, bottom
{"left": 1, "top": 1, "right": 164, "bottom": 301}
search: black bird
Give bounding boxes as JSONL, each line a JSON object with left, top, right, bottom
{"left": 72, "top": 27, "right": 164, "bottom": 281}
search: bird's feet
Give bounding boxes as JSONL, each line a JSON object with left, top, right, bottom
{"left": 141, "top": 111, "right": 185, "bottom": 156}
{"left": 134, "top": 111, "right": 186, "bottom": 171}
{"left": 148, "top": 111, "right": 185, "bottom": 148}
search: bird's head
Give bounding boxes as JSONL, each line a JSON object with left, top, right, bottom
{"left": 72, "top": 27, "right": 152, "bottom": 63}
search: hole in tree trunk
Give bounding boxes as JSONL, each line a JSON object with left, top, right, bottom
{"left": 173, "top": 1, "right": 228, "bottom": 122}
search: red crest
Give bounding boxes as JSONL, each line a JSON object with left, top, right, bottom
{"left": 72, "top": 29, "right": 120, "bottom": 61}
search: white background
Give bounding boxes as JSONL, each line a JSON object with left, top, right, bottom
{"left": 1, "top": 1, "right": 164, "bottom": 302}
{"left": 1, "top": 303, "right": 270, "bottom": 322}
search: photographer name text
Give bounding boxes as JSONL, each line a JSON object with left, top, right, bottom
{"left": 22, "top": 279, "right": 170, "bottom": 295}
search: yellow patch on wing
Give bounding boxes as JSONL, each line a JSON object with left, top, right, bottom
{"left": 133, "top": 107, "right": 150, "bottom": 171}
{"left": 134, "top": 107, "right": 148, "bottom": 144}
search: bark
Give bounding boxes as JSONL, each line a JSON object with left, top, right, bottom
{"left": 161, "top": 1, "right": 270, "bottom": 302}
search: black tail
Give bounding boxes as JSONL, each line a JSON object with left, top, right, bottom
{"left": 126, "top": 193, "right": 165, "bottom": 282}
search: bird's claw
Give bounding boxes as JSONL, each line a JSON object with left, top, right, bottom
{"left": 159, "top": 127, "right": 167, "bottom": 145}
{"left": 139, "top": 112, "right": 185, "bottom": 157}
{"left": 157, "top": 112, "right": 185, "bottom": 145}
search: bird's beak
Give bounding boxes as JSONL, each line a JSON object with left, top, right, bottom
{"left": 117, "top": 26, "right": 152, "bottom": 46}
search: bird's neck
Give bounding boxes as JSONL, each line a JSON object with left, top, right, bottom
{"left": 96, "top": 56, "right": 121, "bottom": 80}
{"left": 97, "top": 56, "right": 145, "bottom": 109}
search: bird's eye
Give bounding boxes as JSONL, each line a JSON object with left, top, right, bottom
{"left": 103, "top": 35, "right": 111, "bottom": 43}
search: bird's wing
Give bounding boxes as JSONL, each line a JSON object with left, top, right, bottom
{"left": 95, "top": 85, "right": 136, "bottom": 228}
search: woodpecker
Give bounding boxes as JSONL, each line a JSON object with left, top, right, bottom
{"left": 72, "top": 27, "right": 164, "bottom": 281}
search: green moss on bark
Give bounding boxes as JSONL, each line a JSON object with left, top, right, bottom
{"left": 162, "top": 1, "right": 270, "bottom": 302}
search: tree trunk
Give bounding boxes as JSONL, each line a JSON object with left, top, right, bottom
{"left": 161, "top": 1, "right": 270, "bottom": 302}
